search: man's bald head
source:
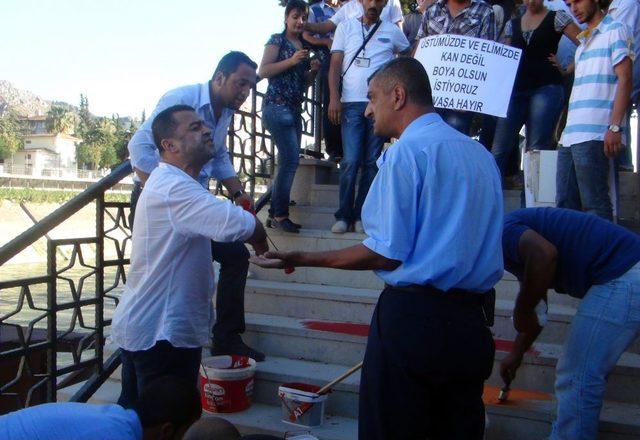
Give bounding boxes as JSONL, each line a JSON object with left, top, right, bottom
{"left": 368, "top": 57, "right": 433, "bottom": 108}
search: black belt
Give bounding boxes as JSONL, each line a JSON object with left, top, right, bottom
{"left": 385, "top": 284, "right": 496, "bottom": 326}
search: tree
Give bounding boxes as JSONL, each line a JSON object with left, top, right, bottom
{"left": 0, "top": 113, "right": 24, "bottom": 160}
{"left": 76, "top": 118, "right": 117, "bottom": 169}
{"left": 78, "top": 93, "right": 92, "bottom": 134}
{"left": 46, "top": 106, "right": 76, "bottom": 135}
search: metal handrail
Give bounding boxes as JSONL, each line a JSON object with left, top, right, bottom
{"left": 0, "top": 161, "right": 132, "bottom": 266}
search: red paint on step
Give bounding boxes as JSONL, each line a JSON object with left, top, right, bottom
{"left": 302, "top": 321, "right": 370, "bottom": 337}
{"left": 301, "top": 320, "right": 539, "bottom": 356}
{"left": 494, "top": 339, "right": 540, "bottom": 356}
{"left": 484, "top": 384, "right": 552, "bottom": 406}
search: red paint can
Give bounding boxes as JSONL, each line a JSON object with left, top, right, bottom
{"left": 200, "top": 355, "right": 256, "bottom": 413}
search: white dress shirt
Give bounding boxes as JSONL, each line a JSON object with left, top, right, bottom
{"left": 127, "top": 82, "right": 237, "bottom": 187}
{"left": 111, "top": 163, "right": 256, "bottom": 351}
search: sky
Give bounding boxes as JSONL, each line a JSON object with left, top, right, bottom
{"left": 0, "top": 0, "right": 285, "bottom": 118}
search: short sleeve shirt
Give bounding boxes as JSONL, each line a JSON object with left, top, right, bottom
{"left": 111, "top": 163, "right": 256, "bottom": 351}
{"left": 502, "top": 208, "right": 640, "bottom": 298}
{"left": 331, "top": 19, "right": 410, "bottom": 102}
{"left": 361, "top": 113, "right": 504, "bottom": 291}
{"left": 503, "top": 10, "right": 574, "bottom": 44}
{"left": 0, "top": 403, "right": 142, "bottom": 440}
{"left": 263, "top": 33, "right": 310, "bottom": 112}
{"left": 560, "top": 15, "right": 635, "bottom": 147}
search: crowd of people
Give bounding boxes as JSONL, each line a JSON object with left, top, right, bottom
{"left": 1, "top": 0, "right": 639, "bottom": 439}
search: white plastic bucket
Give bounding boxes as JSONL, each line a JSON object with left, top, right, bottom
{"left": 278, "top": 382, "right": 328, "bottom": 428}
{"left": 200, "top": 355, "right": 256, "bottom": 413}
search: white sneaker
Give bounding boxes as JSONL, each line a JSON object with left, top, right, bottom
{"left": 331, "top": 220, "right": 348, "bottom": 234}
{"left": 354, "top": 220, "right": 364, "bottom": 233}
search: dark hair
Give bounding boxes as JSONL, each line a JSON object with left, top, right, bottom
{"left": 213, "top": 51, "right": 258, "bottom": 79}
{"left": 135, "top": 376, "right": 202, "bottom": 429}
{"left": 151, "top": 104, "right": 195, "bottom": 151}
{"left": 183, "top": 417, "right": 241, "bottom": 440}
{"left": 285, "top": 0, "right": 309, "bottom": 18}
{"left": 368, "top": 58, "right": 434, "bottom": 107}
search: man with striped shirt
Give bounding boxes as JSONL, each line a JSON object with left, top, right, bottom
{"left": 556, "top": 0, "right": 633, "bottom": 221}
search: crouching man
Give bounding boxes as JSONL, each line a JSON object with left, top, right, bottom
{"left": 112, "top": 105, "right": 268, "bottom": 409}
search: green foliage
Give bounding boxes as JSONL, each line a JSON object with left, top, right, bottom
{"left": 0, "top": 113, "right": 24, "bottom": 160}
{"left": 45, "top": 106, "right": 77, "bottom": 135}
{"left": 74, "top": 97, "right": 137, "bottom": 170}
{"left": 0, "top": 188, "right": 129, "bottom": 203}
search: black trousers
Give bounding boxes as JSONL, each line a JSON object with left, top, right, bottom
{"left": 118, "top": 340, "right": 201, "bottom": 409}
{"left": 129, "top": 184, "right": 250, "bottom": 345}
{"left": 358, "top": 286, "right": 495, "bottom": 440}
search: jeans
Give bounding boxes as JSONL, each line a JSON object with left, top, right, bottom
{"left": 551, "top": 262, "right": 640, "bottom": 440}
{"left": 336, "top": 102, "right": 384, "bottom": 222}
{"left": 436, "top": 109, "right": 474, "bottom": 135}
{"left": 556, "top": 141, "right": 615, "bottom": 221}
{"left": 263, "top": 103, "right": 302, "bottom": 218}
{"left": 129, "top": 186, "right": 250, "bottom": 347}
{"left": 492, "top": 84, "right": 565, "bottom": 177}
{"left": 118, "top": 340, "right": 202, "bottom": 409}
{"left": 359, "top": 287, "right": 495, "bottom": 440}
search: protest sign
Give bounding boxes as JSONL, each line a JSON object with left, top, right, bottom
{"left": 414, "top": 35, "right": 522, "bottom": 117}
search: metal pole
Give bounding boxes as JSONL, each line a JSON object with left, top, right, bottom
{"left": 46, "top": 241, "right": 57, "bottom": 403}
{"left": 95, "top": 195, "right": 105, "bottom": 374}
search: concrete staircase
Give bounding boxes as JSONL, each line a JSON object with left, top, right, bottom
{"left": 60, "top": 159, "right": 640, "bottom": 439}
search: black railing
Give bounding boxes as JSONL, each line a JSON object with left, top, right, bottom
{"left": 0, "top": 82, "right": 323, "bottom": 412}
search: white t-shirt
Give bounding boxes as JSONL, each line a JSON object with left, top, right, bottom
{"left": 332, "top": 18, "right": 410, "bottom": 102}
{"left": 111, "top": 163, "right": 256, "bottom": 351}
{"left": 330, "top": 0, "right": 404, "bottom": 26}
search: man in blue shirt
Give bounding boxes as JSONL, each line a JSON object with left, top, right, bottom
{"left": 0, "top": 376, "right": 201, "bottom": 440}
{"left": 251, "top": 57, "right": 503, "bottom": 439}
{"left": 127, "top": 51, "right": 265, "bottom": 362}
{"left": 500, "top": 207, "right": 640, "bottom": 439}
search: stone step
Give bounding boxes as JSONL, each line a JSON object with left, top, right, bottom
{"left": 243, "top": 279, "right": 640, "bottom": 354}
{"left": 58, "top": 359, "right": 640, "bottom": 439}
{"left": 242, "top": 313, "right": 640, "bottom": 405}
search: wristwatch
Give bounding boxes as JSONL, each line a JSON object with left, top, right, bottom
{"left": 232, "top": 190, "right": 245, "bottom": 199}
{"left": 608, "top": 124, "right": 622, "bottom": 133}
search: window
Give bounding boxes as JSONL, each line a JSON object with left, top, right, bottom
{"left": 27, "top": 154, "right": 31, "bottom": 159}
{"left": 25, "top": 140, "right": 31, "bottom": 144}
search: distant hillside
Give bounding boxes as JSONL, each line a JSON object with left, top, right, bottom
{"left": 0, "top": 80, "right": 52, "bottom": 117}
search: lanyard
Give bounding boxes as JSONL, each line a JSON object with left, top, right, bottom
{"left": 360, "top": 20, "right": 372, "bottom": 57}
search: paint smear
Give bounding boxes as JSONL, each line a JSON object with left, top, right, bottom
{"left": 301, "top": 320, "right": 539, "bottom": 356}
{"left": 302, "top": 321, "right": 370, "bottom": 337}
{"left": 484, "top": 384, "right": 553, "bottom": 406}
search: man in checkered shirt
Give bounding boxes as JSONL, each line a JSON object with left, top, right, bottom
{"left": 414, "top": 0, "right": 496, "bottom": 135}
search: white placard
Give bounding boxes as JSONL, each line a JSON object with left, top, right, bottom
{"left": 414, "top": 35, "right": 522, "bottom": 117}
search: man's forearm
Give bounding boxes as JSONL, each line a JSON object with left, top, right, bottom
{"left": 288, "top": 244, "right": 400, "bottom": 271}
{"left": 305, "top": 21, "right": 336, "bottom": 35}
{"left": 611, "top": 61, "right": 632, "bottom": 125}
{"left": 328, "top": 56, "right": 341, "bottom": 100}
{"left": 133, "top": 167, "right": 150, "bottom": 185}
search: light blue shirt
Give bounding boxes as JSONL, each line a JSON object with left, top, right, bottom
{"left": 0, "top": 403, "right": 142, "bottom": 440}
{"left": 361, "top": 113, "right": 504, "bottom": 291}
{"left": 127, "top": 82, "right": 237, "bottom": 187}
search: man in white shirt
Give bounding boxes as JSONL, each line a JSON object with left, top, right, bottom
{"left": 113, "top": 105, "right": 268, "bottom": 409}
{"left": 304, "top": 0, "right": 404, "bottom": 36}
{"left": 327, "top": 0, "right": 410, "bottom": 234}
{"left": 127, "top": 52, "right": 265, "bottom": 362}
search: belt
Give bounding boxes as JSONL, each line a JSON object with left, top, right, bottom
{"left": 385, "top": 283, "right": 485, "bottom": 302}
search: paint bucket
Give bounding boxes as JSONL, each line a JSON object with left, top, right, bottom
{"left": 278, "top": 382, "right": 328, "bottom": 428}
{"left": 200, "top": 355, "right": 256, "bottom": 413}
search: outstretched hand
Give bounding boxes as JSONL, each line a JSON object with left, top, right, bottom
{"left": 249, "top": 251, "right": 289, "bottom": 269}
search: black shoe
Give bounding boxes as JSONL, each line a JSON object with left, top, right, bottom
{"left": 269, "top": 218, "right": 300, "bottom": 233}
{"left": 211, "top": 340, "right": 266, "bottom": 362}
{"left": 267, "top": 216, "right": 301, "bottom": 230}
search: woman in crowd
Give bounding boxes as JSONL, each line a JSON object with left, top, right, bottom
{"left": 491, "top": 0, "right": 580, "bottom": 181}
{"left": 259, "top": 0, "right": 321, "bottom": 233}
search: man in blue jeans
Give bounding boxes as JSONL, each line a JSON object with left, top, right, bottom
{"left": 500, "top": 207, "right": 640, "bottom": 439}
{"left": 327, "top": 0, "right": 410, "bottom": 233}
{"left": 556, "top": 0, "right": 633, "bottom": 220}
